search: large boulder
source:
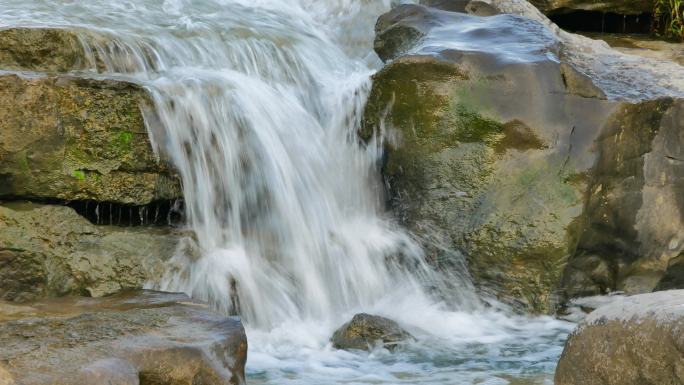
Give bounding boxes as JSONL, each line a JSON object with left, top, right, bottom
{"left": 555, "top": 290, "right": 684, "bottom": 385}
{"left": 331, "top": 313, "right": 413, "bottom": 351}
{"left": 0, "top": 202, "right": 184, "bottom": 301}
{"left": 0, "top": 73, "right": 180, "bottom": 205}
{"left": 363, "top": 4, "right": 684, "bottom": 312}
{"left": 0, "top": 290, "right": 247, "bottom": 385}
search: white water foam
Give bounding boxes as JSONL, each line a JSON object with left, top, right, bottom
{"left": 0, "top": 1, "right": 574, "bottom": 383}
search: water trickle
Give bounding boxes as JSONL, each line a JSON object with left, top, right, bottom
{"left": 1, "top": 1, "right": 573, "bottom": 383}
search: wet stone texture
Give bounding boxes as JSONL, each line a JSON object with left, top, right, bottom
{"left": 331, "top": 313, "right": 413, "bottom": 351}
{"left": 0, "top": 290, "right": 247, "bottom": 385}
{"left": 364, "top": 3, "right": 684, "bottom": 313}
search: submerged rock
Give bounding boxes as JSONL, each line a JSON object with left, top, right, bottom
{"left": 0, "top": 290, "right": 247, "bottom": 385}
{"left": 331, "top": 313, "right": 413, "bottom": 351}
{"left": 364, "top": 4, "right": 684, "bottom": 312}
{"left": 555, "top": 290, "right": 684, "bottom": 385}
{"left": 0, "top": 202, "right": 183, "bottom": 301}
{"left": 0, "top": 73, "right": 181, "bottom": 205}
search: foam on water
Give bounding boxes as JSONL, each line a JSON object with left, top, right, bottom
{"left": 0, "top": 1, "right": 573, "bottom": 383}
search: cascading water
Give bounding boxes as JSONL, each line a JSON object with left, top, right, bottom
{"left": 1, "top": 1, "right": 573, "bottom": 384}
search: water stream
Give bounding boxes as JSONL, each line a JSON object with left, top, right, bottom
{"left": 1, "top": 1, "right": 573, "bottom": 384}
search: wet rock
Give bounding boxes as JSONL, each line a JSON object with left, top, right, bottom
{"left": 0, "top": 73, "right": 181, "bottom": 205}
{"left": 555, "top": 290, "right": 684, "bottom": 385}
{"left": 331, "top": 313, "right": 413, "bottom": 351}
{"left": 0, "top": 202, "right": 184, "bottom": 301}
{"left": 365, "top": 4, "right": 684, "bottom": 312}
{"left": 0, "top": 290, "right": 247, "bottom": 385}
{"left": 0, "top": 28, "right": 94, "bottom": 73}
{"left": 529, "top": 0, "right": 652, "bottom": 16}
{"left": 465, "top": 0, "right": 684, "bottom": 101}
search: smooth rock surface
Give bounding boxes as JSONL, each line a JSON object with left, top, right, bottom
{"left": 0, "top": 73, "right": 181, "bottom": 205}
{"left": 0, "top": 202, "right": 183, "bottom": 301}
{"left": 555, "top": 290, "right": 684, "bottom": 385}
{"left": 331, "top": 313, "right": 413, "bottom": 351}
{"left": 0, "top": 290, "right": 247, "bottom": 385}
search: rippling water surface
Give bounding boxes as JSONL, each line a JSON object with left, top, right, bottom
{"left": 0, "top": 1, "right": 573, "bottom": 383}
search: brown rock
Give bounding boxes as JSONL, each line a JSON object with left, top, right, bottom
{"left": 0, "top": 290, "right": 247, "bottom": 385}
{"left": 555, "top": 290, "right": 684, "bottom": 385}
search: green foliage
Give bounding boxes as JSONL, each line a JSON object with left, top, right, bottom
{"left": 118, "top": 131, "right": 133, "bottom": 147}
{"left": 654, "top": 0, "right": 684, "bottom": 41}
{"left": 72, "top": 170, "right": 86, "bottom": 181}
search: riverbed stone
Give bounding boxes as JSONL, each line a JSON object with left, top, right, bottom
{"left": 0, "top": 73, "right": 181, "bottom": 205}
{"left": 0, "top": 202, "right": 182, "bottom": 301}
{"left": 0, "top": 290, "right": 247, "bottom": 385}
{"left": 331, "top": 313, "right": 413, "bottom": 351}
{"left": 364, "top": 3, "right": 684, "bottom": 312}
{"left": 555, "top": 290, "right": 684, "bottom": 385}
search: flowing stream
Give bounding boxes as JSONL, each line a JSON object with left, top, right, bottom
{"left": 1, "top": 1, "right": 573, "bottom": 384}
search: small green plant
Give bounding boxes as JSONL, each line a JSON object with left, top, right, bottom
{"left": 72, "top": 170, "right": 86, "bottom": 181}
{"left": 654, "top": 0, "right": 684, "bottom": 41}
{"left": 118, "top": 131, "right": 133, "bottom": 146}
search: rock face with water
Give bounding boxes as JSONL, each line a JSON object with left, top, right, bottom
{"left": 555, "top": 290, "right": 684, "bottom": 385}
{"left": 364, "top": 3, "right": 684, "bottom": 312}
{"left": 0, "top": 290, "right": 247, "bottom": 385}
{"left": 331, "top": 313, "right": 413, "bottom": 351}
{"left": 0, "top": 202, "right": 182, "bottom": 301}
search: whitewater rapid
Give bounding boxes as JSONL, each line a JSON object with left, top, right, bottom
{"left": 0, "top": 1, "right": 573, "bottom": 383}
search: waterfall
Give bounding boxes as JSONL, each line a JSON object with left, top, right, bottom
{"left": 1, "top": 2, "right": 574, "bottom": 383}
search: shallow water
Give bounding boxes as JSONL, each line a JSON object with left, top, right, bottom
{"left": 0, "top": 1, "right": 573, "bottom": 383}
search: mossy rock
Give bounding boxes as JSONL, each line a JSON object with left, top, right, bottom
{"left": 0, "top": 74, "right": 181, "bottom": 204}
